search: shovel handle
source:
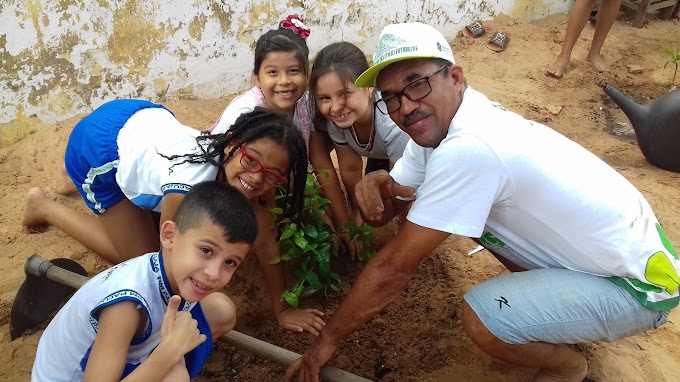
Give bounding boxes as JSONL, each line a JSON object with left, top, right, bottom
{"left": 25, "top": 254, "right": 88, "bottom": 288}
{"left": 24, "top": 255, "right": 372, "bottom": 382}
{"left": 221, "top": 330, "right": 372, "bottom": 382}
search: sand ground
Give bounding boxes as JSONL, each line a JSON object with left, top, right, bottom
{"left": 1, "top": 12, "right": 679, "bottom": 382}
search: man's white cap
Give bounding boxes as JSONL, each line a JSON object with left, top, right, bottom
{"left": 355, "top": 22, "right": 455, "bottom": 88}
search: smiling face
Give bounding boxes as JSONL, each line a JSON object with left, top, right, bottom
{"left": 315, "top": 71, "right": 373, "bottom": 129}
{"left": 255, "top": 51, "right": 307, "bottom": 117}
{"left": 161, "top": 218, "right": 250, "bottom": 303}
{"left": 222, "top": 137, "right": 290, "bottom": 200}
{"left": 376, "top": 58, "right": 465, "bottom": 148}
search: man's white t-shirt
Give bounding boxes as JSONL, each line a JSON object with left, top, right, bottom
{"left": 391, "top": 87, "right": 680, "bottom": 311}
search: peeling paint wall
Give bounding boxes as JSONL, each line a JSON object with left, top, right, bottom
{"left": 0, "top": 0, "right": 570, "bottom": 144}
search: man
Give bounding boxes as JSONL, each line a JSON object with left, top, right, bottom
{"left": 284, "top": 22, "right": 679, "bottom": 382}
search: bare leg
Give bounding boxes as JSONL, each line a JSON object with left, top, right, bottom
{"left": 22, "top": 187, "right": 118, "bottom": 256}
{"left": 97, "top": 198, "right": 160, "bottom": 263}
{"left": 22, "top": 187, "right": 159, "bottom": 263}
{"left": 200, "top": 292, "right": 237, "bottom": 338}
{"left": 56, "top": 162, "right": 78, "bottom": 196}
{"left": 462, "top": 302, "right": 588, "bottom": 382}
{"left": 546, "top": 0, "right": 599, "bottom": 78}
{"left": 587, "top": 0, "right": 622, "bottom": 71}
{"left": 161, "top": 361, "right": 190, "bottom": 382}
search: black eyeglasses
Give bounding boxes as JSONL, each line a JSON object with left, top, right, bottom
{"left": 374, "top": 64, "right": 450, "bottom": 114}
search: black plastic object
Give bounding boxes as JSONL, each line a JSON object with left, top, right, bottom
{"left": 603, "top": 84, "right": 680, "bottom": 172}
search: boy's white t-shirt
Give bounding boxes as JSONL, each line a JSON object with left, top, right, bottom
{"left": 210, "top": 86, "right": 312, "bottom": 152}
{"left": 32, "top": 252, "right": 200, "bottom": 381}
{"left": 326, "top": 106, "right": 410, "bottom": 162}
{"left": 391, "top": 87, "right": 680, "bottom": 310}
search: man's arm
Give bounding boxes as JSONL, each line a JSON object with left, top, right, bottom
{"left": 283, "top": 220, "right": 451, "bottom": 382}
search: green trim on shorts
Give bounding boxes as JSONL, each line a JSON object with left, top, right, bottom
{"left": 607, "top": 276, "right": 679, "bottom": 312}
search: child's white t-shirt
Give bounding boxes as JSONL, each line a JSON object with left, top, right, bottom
{"left": 326, "top": 105, "right": 410, "bottom": 162}
{"left": 31, "top": 252, "right": 203, "bottom": 381}
{"left": 115, "top": 107, "right": 220, "bottom": 213}
{"left": 210, "top": 86, "right": 312, "bottom": 152}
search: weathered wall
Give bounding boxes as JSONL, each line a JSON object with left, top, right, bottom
{"left": 0, "top": 0, "right": 570, "bottom": 145}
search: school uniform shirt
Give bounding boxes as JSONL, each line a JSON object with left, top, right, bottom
{"left": 391, "top": 86, "right": 680, "bottom": 312}
{"left": 32, "top": 251, "right": 212, "bottom": 381}
{"left": 209, "top": 86, "right": 312, "bottom": 152}
{"left": 115, "top": 107, "right": 220, "bottom": 212}
{"left": 326, "top": 104, "right": 410, "bottom": 162}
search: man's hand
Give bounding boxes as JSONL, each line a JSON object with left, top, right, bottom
{"left": 355, "top": 170, "right": 415, "bottom": 222}
{"left": 277, "top": 307, "right": 326, "bottom": 335}
{"left": 282, "top": 336, "right": 338, "bottom": 382}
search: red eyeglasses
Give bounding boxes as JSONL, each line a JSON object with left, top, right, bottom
{"left": 238, "top": 146, "right": 288, "bottom": 186}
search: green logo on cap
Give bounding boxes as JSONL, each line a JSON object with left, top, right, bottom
{"left": 375, "top": 34, "right": 407, "bottom": 64}
{"left": 437, "top": 42, "right": 442, "bottom": 51}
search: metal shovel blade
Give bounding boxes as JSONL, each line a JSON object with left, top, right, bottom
{"left": 10, "top": 258, "right": 87, "bottom": 340}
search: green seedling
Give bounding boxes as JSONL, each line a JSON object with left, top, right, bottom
{"left": 271, "top": 171, "right": 374, "bottom": 308}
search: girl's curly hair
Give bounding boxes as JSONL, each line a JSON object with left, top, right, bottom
{"left": 160, "top": 106, "right": 308, "bottom": 219}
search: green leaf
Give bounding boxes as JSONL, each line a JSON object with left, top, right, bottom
{"left": 357, "top": 225, "right": 373, "bottom": 234}
{"left": 304, "top": 225, "right": 319, "bottom": 238}
{"left": 294, "top": 236, "right": 308, "bottom": 249}
{"left": 269, "top": 256, "right": 281, "bottom": 264}
{"left": 307, "top": 272, "right": 320, "bottom": 288}
{"left": 271, "top": 207, "right": 284, "bottom": 215}
{"left": 280, "top": 227, "right": 295, "bottom": 240}
{"left": 283, "top": 291, "right": 299, "bottom": 308}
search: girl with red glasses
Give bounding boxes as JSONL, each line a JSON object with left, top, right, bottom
{"left": 21, "top": 103, "right": 326, "bottom": 335}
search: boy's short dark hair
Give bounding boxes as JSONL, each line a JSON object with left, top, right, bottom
{"left": 173, "top": 181, "right": 258, "bottom": 244}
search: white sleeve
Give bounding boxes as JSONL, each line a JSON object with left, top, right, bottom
{"left": 210, "top": 93, "right": 258, "bottom": 135}
{"left": 390, "top": 139, "right": 426, "bottom": 193}
{"left": 405, "top": 137, "right": 508, "bottom": 237}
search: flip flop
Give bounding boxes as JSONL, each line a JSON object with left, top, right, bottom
{"left": 462, "top": 21, "right": 486, "bottom": 38}
{"left": 487, "top": 32, "right": 510, "bottom": 52}
{"left": 588, "top": 9, "right": 598, "bottom": 25}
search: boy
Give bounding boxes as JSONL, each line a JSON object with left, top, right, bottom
{"left": 32, "top": 181, "right": 258, "bottom": 381}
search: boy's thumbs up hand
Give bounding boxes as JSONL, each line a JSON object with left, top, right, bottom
{"left": 159, "top": 295, "right": 206, "bottom": 362}
{"left": 161, "top": 295, "right": 181, "bottom": 338}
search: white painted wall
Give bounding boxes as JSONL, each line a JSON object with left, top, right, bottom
{"left": 0, "top": 0, "right": 570, "bottom": 130}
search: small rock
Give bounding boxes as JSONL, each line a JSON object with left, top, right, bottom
{"left": 16, "top": 175, "right": 30, "bottom": 184}
{"left": 546, "top": 104, "right": 563, "bottom": 115}
{"left": 372, "top": 317, "right": 385, "bottom": 325}
{"left": 334, "top": 355, "right": 353, "bottom": 370}
{"left": 612, "top": 122, "right": 635, "bottom": 136}
{"left": 627, "top": 64, "right": 645, "bottom": 74}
